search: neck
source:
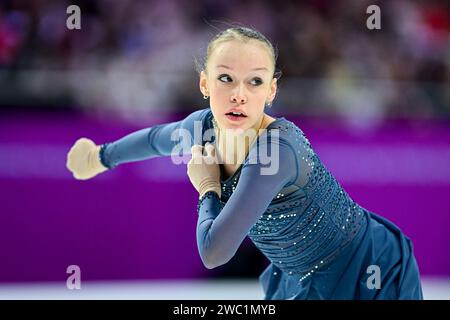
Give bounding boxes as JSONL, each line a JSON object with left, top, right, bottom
{"left": 214, "top": 115, "right": 267, "bottom": 166}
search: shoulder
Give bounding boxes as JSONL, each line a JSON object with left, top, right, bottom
{"left": 183, "top": 107, "right": 211, "bottom": 124}
{"left": 264, "top": 117, "right": 315, "bottom": 157}
{"left": 255, "top": 117, "right": 306, "bottom": 151}
{"left": 243, "top": 118, "right": 301, "bottom": 184}
{"left": 266, "top": 117, "right": 305, "bottom": 140}
{"left": 173, "top": 107, "right": 211, "bottom": 135}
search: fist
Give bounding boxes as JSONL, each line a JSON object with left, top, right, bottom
{"left": 187, "top": 143, "right": 221, "bottom": 198}
{"left": 66, "top": 137, "right": 108, "bottom": 180}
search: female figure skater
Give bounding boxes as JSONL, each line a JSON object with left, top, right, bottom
{"left": 66, "top": 27, "right": 423, "bottom": 300}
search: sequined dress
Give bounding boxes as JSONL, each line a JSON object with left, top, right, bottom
{"left": 100, "top": 107, "right": 423, "bottom": 300}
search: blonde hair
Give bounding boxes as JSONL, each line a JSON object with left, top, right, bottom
{"left": 196, "top": 26, "right": 282, "bottom": 80}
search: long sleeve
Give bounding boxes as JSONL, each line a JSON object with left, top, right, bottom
{"left": 196, "top": 136, "right": 299, "bottom": 269}
{"left": 100, "top": 108, "right": 210, "bottom": 168}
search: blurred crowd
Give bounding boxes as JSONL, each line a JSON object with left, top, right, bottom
{"left": 0, "top": 0, "right": 448, "bottom": 124}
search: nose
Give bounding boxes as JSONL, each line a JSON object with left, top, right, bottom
{"left": 230, "top": 84, "right": 247, "bottom": 104}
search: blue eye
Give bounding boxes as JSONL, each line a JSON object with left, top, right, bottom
{"left": 218, "top": 74, "right": 232, "bottom": 82}
{"left": 251, "top": 78, "right": 263, "bottom": 86}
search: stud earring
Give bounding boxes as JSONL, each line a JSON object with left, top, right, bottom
{"left": 203, "top": 95, "right": 209, "bottom": 100}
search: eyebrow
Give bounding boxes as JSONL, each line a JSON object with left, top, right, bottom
{"left": 216, "top": 64, "right": 268, "bottom": 71}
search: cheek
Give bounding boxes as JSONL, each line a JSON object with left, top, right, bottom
{"left": 253, "top": 89, "right": 270, "bottom": 105}
{"left": 210, "top": 86, "right": 229, "bottom": 102}
{"left": 256, "top": 91, "right": 268, "bottom": 101}
{"left": 214, "top": 87, "right": 228, "bottom": 96}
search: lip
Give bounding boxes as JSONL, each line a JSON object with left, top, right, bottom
{"left": 225, "top": 108, "right": 247, "bottom": 117}
{"left": 225, "top": 114, "right": 247, "bottom": 122}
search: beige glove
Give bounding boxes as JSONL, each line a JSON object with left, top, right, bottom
{"left": 66, "top": 138, "right": 108, "bottom": 180}
{"left": 187, "top": 143, "right": 221, "bottom": 199}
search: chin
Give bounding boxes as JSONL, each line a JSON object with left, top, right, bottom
{"left": 222, "top": 119, "right": 252, "bottom": 134}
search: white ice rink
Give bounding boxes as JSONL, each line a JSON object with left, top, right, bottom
{"left": 0, "top": 277, "right": 449, "bottom": 300}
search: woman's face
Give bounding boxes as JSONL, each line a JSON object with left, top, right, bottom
{"left": 199, "top": 39, "right": 277, "bottom": 134}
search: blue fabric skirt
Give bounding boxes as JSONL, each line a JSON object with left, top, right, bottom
{"left": 259, "top": 210, "right": 423, "bottom": 300}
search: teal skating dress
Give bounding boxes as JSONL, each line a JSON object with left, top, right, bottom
{"left": 100, "top": 107, "right": 423, "bottom": 300}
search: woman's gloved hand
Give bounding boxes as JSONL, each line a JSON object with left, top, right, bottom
{"left": 187, "top": 143, "right": 221, "bottom": 199}
{"left": 66, "top": 138, "right": 108, "bottom": 180}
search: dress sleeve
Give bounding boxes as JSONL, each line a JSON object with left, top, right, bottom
{"left": 196, "top": 135, "right": 299, "bottom": 269}
{"left": 100, "top": 108, "right": 209, "bottom": 168}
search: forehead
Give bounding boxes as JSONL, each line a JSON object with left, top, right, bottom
{"left": 208, "top": 39, "right": 273, "bottom": 71}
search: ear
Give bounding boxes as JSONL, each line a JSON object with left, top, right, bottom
{"left": 267, "top": 77, "right": 277, "bottom": 103}
{"left": 199, "top": 70, "right": 209, "bottom": 96}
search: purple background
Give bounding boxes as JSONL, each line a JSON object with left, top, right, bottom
{"left": 0, "top": 111, "right": 449, "bottom": 283}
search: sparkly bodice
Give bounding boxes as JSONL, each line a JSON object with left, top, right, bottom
{"left": 218, "top": 119, "right": 368, "bottom": 282}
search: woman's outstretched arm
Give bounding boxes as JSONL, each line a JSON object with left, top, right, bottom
{"left": 66, "top": 108, "right": 209, "bottom": 180}
{"left": 196, "top": 137, "right": 299, "bottom": 269}
{"left": 100, "top": 108, "right": 209, "bottom": 168}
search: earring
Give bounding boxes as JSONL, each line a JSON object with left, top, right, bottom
{"left": 265, "top": 101, "right": 272, "bottom": 108}
{"left": 203, "top": 95, "right": 209, "bottom": 100}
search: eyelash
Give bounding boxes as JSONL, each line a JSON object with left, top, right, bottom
{"left": 218, "top": 74, "right": 263, "bottom": 86}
